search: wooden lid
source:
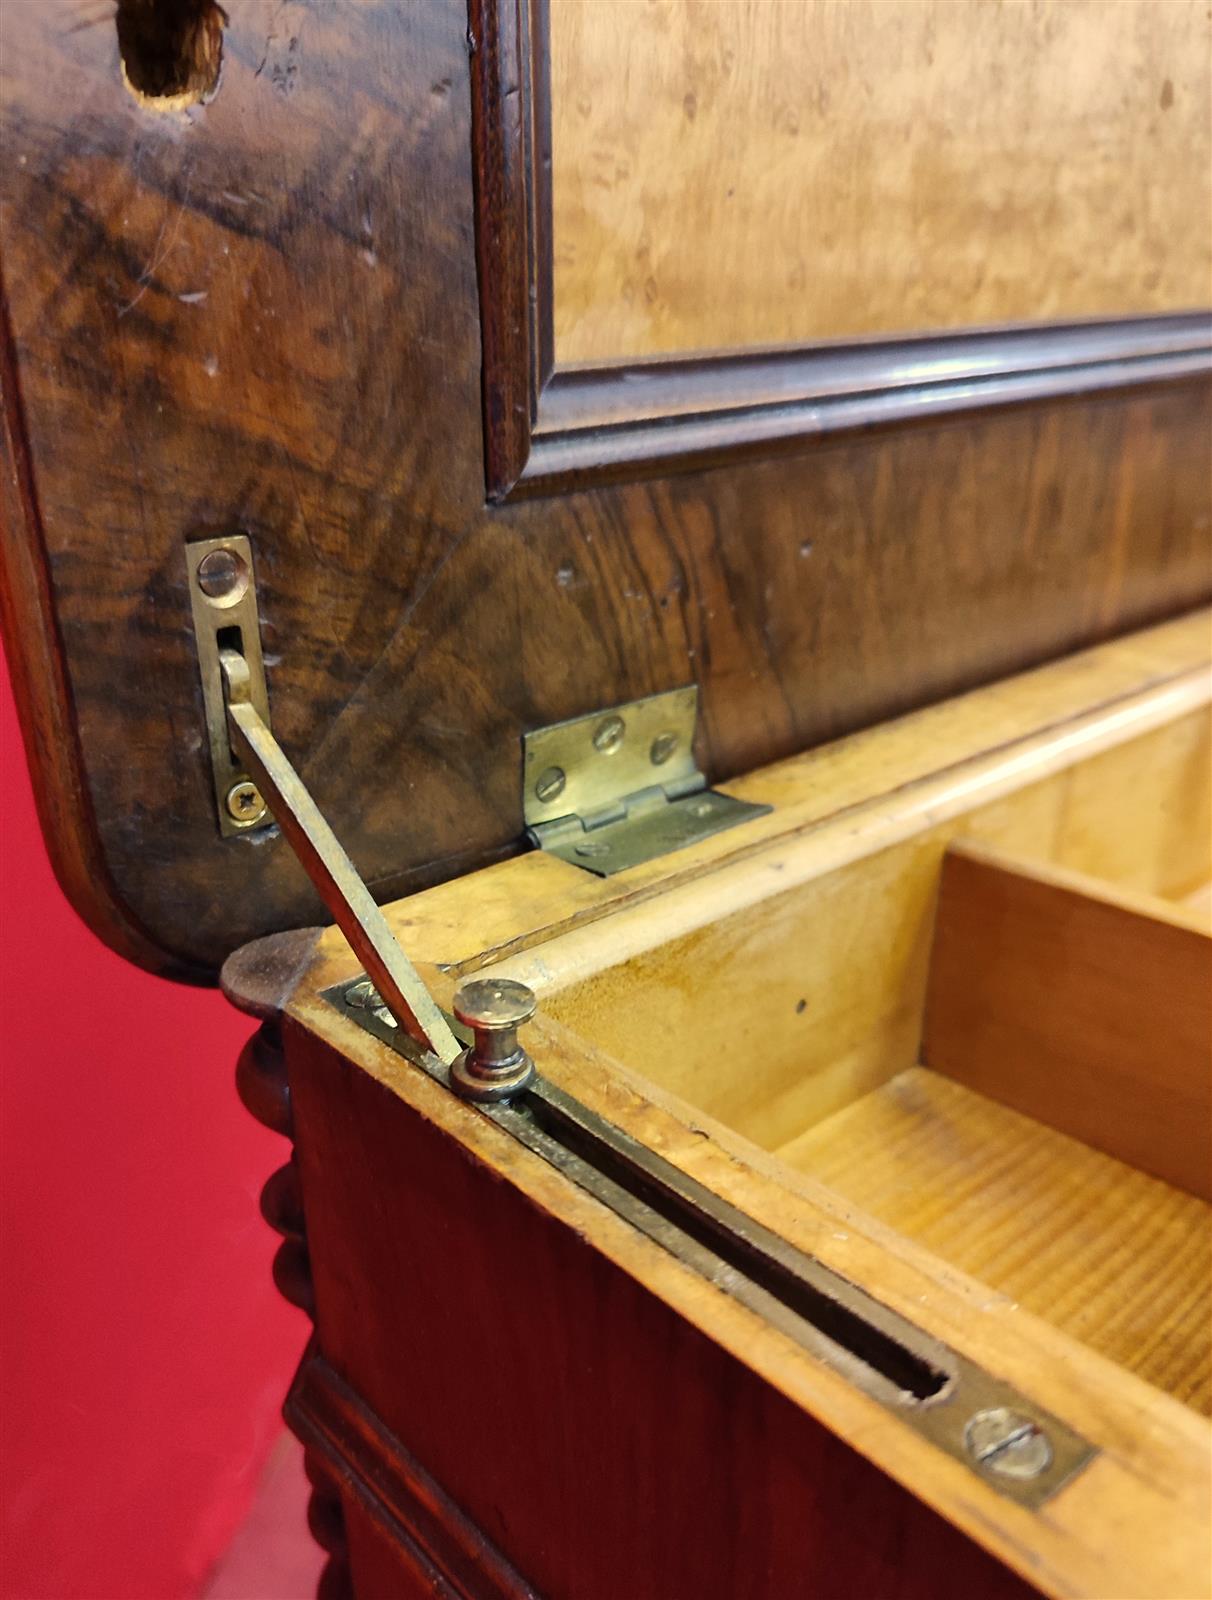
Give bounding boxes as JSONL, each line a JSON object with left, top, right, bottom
{"left": 3, "top": 3, "right": 1209, "bottom": 977}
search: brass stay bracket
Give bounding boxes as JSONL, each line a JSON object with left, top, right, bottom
{"left": 218, "top": 647, "right": 460, "bottom": 1063}
{"left": 186, "top": 542, "right": 760, "bottom": 1055}
{"left": 185, "top": 535, "right": 273, "bottom": 837}
{"left": 186, "top": 535, "right": 459, "bottom": 1065}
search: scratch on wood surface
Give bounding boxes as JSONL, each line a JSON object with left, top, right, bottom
{"left": 117, "top": 169, "right": 194, "bottom": 319}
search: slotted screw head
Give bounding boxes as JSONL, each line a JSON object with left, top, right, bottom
{"left": 964, "top": 1409, "right": 1053, "bottom": 1480}
{"left": 196, "top": 546, "right": 249, "bottom": 603}
{"left": 225, "top": 778, "right": 267, "bottom": 824}
{"left": 593, "top": 715, "right": 625, "bottom": 755}
{"left": 650, "top": 730, "right": 679, "bottom": 766}
{"left": 535, "top": 765, "right": 566, "bottom": 804}
{"left": 345, "top": 980, "right": 380, "bottom": 1010}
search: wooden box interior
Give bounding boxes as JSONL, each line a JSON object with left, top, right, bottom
{"left": 475, "top": 633, "right": 1212, "bottom": 1418}
{"left": 273, "top": 614, "right": 1212, "bottom": 1599}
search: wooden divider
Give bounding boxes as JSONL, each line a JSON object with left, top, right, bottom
{"left": 923, "top": 842, "right": 1212, "bottom": 1200}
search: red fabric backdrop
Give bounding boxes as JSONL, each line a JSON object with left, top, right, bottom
{"left": 0, "top": 641, "right": 306, "bottom": 1599}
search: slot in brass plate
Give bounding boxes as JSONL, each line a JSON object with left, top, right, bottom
{"left": 186, "top": 535, "right": 272, "bottom": 836}
{"left": 324, "top": 976, "right": 1098, "bottom": 1512}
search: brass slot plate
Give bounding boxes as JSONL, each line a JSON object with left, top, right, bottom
{"left": 523, "top": 686, "right": 771, "bottom": 874}
{"left": 325, "top": 978, "right": 1097, "bottom": 1512}
{"left": 186, "top": 535, "right": 272, "bottom": 836}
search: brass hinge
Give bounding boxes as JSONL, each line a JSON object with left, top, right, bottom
{"left": 523, "top": 687, "right": 770, "bottom": 875}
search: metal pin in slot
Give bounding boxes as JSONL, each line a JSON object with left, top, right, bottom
{"left": 450, "top": 978, "right": 537, "bottom": 1102}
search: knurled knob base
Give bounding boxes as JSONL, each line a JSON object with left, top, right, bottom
{"left": 449, "top": 1044, "right": 536, "bottom": 1103}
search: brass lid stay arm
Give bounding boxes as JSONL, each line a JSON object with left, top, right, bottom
{"left": 218, "top": 647, "right": 460, "bottom": 1066}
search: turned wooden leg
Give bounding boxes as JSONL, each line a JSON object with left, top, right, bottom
{"left": 223, "top": 931, "right": 340, "bottom": 1597}
{"left": 305, "top": 1446, "right": 354, "bottom": 1600}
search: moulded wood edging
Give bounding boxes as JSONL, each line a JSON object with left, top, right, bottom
{"left": 287, "top": 1347, "right": 540, "bottom": 1600}
{"left": 470, "top": 0, "right": 1212, "bottom": 501}
{"left": 469, "top": 0, "right": 546, "bottom": 495}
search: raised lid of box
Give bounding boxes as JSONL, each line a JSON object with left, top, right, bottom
{"left": 2, "top": 1, "right": 1210, "bottom": 976}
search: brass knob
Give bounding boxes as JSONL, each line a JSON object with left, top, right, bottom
{"left": 449, "top": 978, "right": 537, "bottom": 1103}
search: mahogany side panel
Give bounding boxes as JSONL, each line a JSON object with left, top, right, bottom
{"left": 288, "top": 1354, "right": 538, "bottom": 1600}
{"left": 1, "top": 0, "right": 1210, "bottom": 977}
{"left": 283, "top": 1019, "right": 1036, "bottom": 1600}
{"left": 338, "top": 1504, "right": 443, "bottom": 1600}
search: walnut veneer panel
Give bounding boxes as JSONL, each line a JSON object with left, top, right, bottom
{"left": 780, "top": 1068, "right": 1212, "bottom": 1415}
{"left": 2, "top": 0, "right": 1210, "bottom": 975}
{"left": 551, "top": 0, "right": 1212, "bottom": 361}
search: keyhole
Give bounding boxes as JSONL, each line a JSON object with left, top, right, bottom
{"left": 116, "top": 0, "right": 226, "bottom": 109}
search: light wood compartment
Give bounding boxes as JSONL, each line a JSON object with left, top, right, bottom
{"left": 522, "top": 699, "right": 1212, "bottom": 1414}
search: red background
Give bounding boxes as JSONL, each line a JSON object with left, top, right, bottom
{"left": 0, "top": 641, "right": 305, "bottom": 1599}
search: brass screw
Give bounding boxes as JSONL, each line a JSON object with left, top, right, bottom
{"left": 344, "top": 979, "right": 395, "bottom": 1027}
{"left": 345, "top": 980, "right": 380, "bottom": 1009}
{"left": 196, "top": 546, "right": 249, "bottom": 604}
{"left": 593, "top": 715, "right": 625, "bottom": 755}
{"left": 650, "top": 730, "right": 679, "bottom": 765}
{"left": 450, "top": 978, "right": 537, "bottom": 1103}
{"left": 535, "top": 766, "right": 566, "bottom": 804}
{"left": 225, "top": 778, "right": 267, "bottom": 824}
{"left": 964, "top": 1409, "right": 1053, "bottom": 1481}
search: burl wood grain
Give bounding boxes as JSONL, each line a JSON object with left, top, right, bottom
{"left": 1, "top": 0, "right": 1210, "bottom": 975}
{"left": 551, "top": 0, "right": 1212, "bottom": 361}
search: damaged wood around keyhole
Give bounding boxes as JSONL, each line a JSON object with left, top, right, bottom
{"left": 116, "top": 0, "right": 226, "bottom": 109}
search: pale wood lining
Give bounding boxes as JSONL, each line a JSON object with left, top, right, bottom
{"left": 356, "top": 610, "right": 1210, "bottom": 983}
{"left": 486, "top": 681, "right": 1210, "bottom": 1001}
{"left": 290, "top": 956, "right": 1212, "bottom": 1600}
{"left": 499, "top": 704, "right": 1210, "bottom": 1152}
{"left": 924, "top": 842, "right": 1212, "bottom": 1200}
{"left": 778, "top": 1067, "right": 1212, "bottom": 1417}
{"left": 1186, "top": 881, "right": 1212, "bottom": 925}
